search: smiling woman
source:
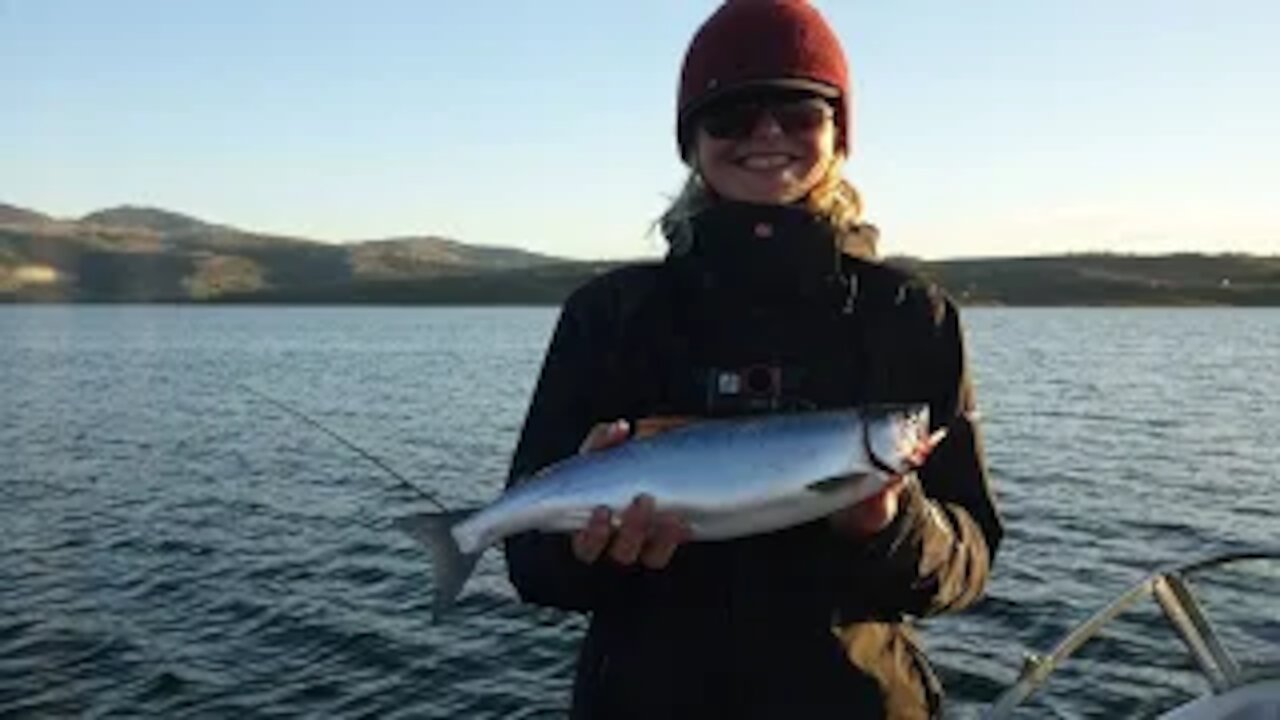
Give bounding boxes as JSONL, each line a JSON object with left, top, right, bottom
{"left": 501, "top": 2, "right": 1001, "bottom": 719}
{"left": 664, "top": 92, "right": 872, "bottom": 258}
{"left": 659, "top": 2, "right": 869, "bottom": 258}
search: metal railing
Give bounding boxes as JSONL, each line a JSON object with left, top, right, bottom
{"left": 983, "top": 550, "right": 1280, "bottom": 719}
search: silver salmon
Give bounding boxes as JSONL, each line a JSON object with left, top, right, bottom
{"left": 398, "top": 404, "right": 931, "bottom": 615}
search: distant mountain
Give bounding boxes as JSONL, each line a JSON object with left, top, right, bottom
{"left": 349, "top": 236, "right": 559, "bottom": 280}
{"left": 225, "top": 253, "right": 1280, "bottom": 307}
{"left": 79, "top": 205, "right": 228, "bottom": 234}
{"left": 0, "top": 201, "right": 568, "bottom": 301}
{"left": 1, "top": 200, "right": 1277, "bottom": 305}
{"left": 219, "top": 261, "right": 619, "bottom": 305}
{"left": 0, "top": 203, "right": 53, "bottom": 226}
{"left": 904, "top": 253, "right": 1280, "bottom": 306}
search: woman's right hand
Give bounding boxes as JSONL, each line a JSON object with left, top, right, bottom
{"left": 571, "top": 419, "right": 692, "bottom": 570}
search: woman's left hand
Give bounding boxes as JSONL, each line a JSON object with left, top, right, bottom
{"left": 830, "top": 475, "right": 911, "bottom": 539}
{"left": 829, "top": 427, "right": 946, "bottom": 539}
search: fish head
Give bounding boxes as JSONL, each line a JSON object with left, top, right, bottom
{"left": 862, "top": 404, "right": 932, "bottom": 476}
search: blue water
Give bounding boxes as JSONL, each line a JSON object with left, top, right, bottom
{"left": 1, "top": 306, "right": 1277, "bottom": 718}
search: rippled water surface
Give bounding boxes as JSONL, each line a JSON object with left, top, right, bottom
{"left": 2, "top": 306, "right": 1277, "bottom": 718}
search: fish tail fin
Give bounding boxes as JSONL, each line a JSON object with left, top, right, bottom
{"left": 395, "top": 510, "right": 481, "bottom": 619}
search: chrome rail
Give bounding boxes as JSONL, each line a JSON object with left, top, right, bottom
{"left": 983, "top": 550, "right": 1280, "bottom": 719}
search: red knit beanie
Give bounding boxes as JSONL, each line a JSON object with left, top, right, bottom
{"left": 677, "top": 0, "right": 851, "bottom": 160}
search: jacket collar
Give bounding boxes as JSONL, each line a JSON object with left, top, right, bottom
{"left": 672, "top": 202, "right": 849, "bottom": 306}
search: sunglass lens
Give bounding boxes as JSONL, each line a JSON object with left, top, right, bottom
{"left": 700, "top": 98, "right": 832, "bottom": 140}
{"left": 701, "top": 105, "right": 762, "bottom": 140}
{"left": 772, "top": 101, "right": 832, "bottom": 134}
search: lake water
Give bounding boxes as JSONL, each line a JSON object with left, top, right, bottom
{"left": 2, "top": 305, "right": 1277, "bottom": 719}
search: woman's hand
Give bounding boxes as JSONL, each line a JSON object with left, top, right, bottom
{"left": 830, "top": 474, "right": 911, "bottom": 539}
{"left": 571, "top": 419, "right": 693, "bottom": 569}
{"left": 830, "top": 427, "right": 948, "bottom": 540}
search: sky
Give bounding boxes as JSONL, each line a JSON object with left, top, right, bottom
{"left": 2, "top": 1, "right": 1278, "bottom": 260}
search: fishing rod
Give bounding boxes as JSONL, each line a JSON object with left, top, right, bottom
{"left": 236, "top": 382, "right": 451, "bottom": 513}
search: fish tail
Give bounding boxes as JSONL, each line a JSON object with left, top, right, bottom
{"left": 395, "top": 510, "right": 481, "bottom": 619}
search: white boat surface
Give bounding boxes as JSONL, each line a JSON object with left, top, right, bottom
{"left": 983, "top": 550, "right": 1280, "bottom": 719}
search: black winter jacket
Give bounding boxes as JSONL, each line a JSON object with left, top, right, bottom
{"left": 504, "top": 203, "right": 1001, "bottom": 720}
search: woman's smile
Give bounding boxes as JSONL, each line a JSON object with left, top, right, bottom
{"left": 736, "top": 153, "right": 799, "bottom": 171}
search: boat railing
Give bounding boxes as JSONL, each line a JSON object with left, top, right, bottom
{"left": 983, "top": 549, "right": 1280, "bottom": 719}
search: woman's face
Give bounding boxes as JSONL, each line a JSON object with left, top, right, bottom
{"left": 694, "top": 93, "right": 838, "bottom": 205}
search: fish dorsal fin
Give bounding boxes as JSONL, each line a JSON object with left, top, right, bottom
{"left": 806, "top": 474, "right": 865, "bottom": 494}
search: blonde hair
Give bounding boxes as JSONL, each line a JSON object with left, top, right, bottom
{"left": 657, "top": 151, "right": 878, "bottom": 259}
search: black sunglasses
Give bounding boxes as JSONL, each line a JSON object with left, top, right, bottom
{"left": 699, "top": 96, "right": 835, "bottom": 141}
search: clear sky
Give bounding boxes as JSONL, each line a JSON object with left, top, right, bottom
{"left": 2, "top": 1, "right": 1277, "bottom": 260}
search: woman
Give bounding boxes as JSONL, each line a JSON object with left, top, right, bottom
{"left": 504, "top": 2, "right": 1001, "bottom": 718}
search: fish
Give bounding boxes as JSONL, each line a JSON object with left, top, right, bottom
{"left": 397, "top": 404, "right": 934, "bottom": 616}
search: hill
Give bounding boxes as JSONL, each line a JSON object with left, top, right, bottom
{"left": 900, "top": 254, "right": 1280, "bottom": 306}
{"left": 79, "top": 205, "right": 228, "bottom": 235}
{"left": 0, "top": 203, "right": 52, "bottom": 226}
{"left": 1, "top": 201, "right": 1277, "bottom": 305}
{"left": 0, "top": 203, "right": 557, "bottom": 301}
